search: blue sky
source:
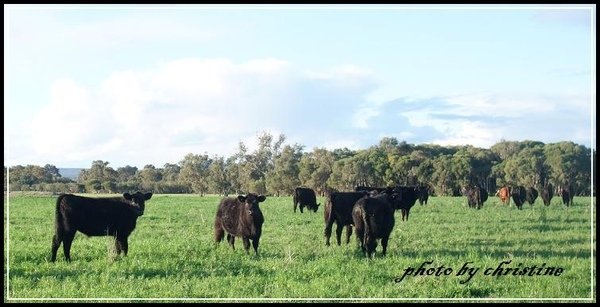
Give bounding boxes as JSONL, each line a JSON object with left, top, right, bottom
{"left": 4, "top": 4, "right": 596, "bottom": 168}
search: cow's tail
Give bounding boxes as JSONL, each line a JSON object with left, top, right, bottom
{"left": 361, "top": 204, "right": 371, "bottom": 247}
{"left": 54, "top": 194, "right": 67, "bottom": 233}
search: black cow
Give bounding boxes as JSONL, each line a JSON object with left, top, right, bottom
{"left": 510, "top": 186, "right": 526, "bottom": 210}
{"left": 214, "top": 193, "right": 266, "bottom": 255}
{"left": 540, "top": 183, "right": 554, "bottom": 206}
{"left": 525, "top": 187, "right": 538, "bottom": 205}
{"left": 417, "top": 185, "right": 430, "bottom": 205}
{"left": 51, "top": 192, "right": 153, "bottom": 262}
{"left": 293, "top": 187, "right": 320, "bottom": 213}
{"left": 324, "top": 191, "right": 368, "bottom": 246}
{"left": 352, "top": 192, "right": 398, "bottom": 258}
{"left": 463, "top": 186, "right": 488, "bottom": 210}
{"left": 559, "top": 185, "right": 574, "bottom": 207}
{"left": 393, "top": 186, "right": 420, "bottom": 221}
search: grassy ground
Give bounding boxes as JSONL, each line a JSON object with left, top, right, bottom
{"left": 3, "top": 193, "right": 596, "bottom": 302}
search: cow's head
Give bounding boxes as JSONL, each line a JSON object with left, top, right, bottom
{"left": 238, "top": 193, "right": 266, "bottom": 216}
{"left": 312, "top": 203, "right": 321, "bottom": 212}
{"left": 124, "top": 191, "right": 153, "bottom": 216}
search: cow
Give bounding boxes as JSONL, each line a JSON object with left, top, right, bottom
{"left": 393, "top": 186, "right": 420, "bottom": 221}
{"left": 214, "top": 193, "right": 266, "bottom": 255}
{"left": 510, "top": 185, "right": 527, "bottom": 210}
{"left": 495, "top": 186, "right": 510, "bottom": 206}
{"left": 559, "top": 185, "right": 574, "bottom": 207}
{"left": 352, "top": 191, "right": 398, "bottom": 258}
{"left": 540, "top": 183, "right": 554, "bottom": 206}
{"left": 293, "top": 187, "right": 320, "bottom": 213}
{"left": 324, "top": 191, "right": 368, "bottom": 246}
{"left": 463, "top": 186, "right": 488, "bottom": 209}
{"left": 525, "top": 187, "right": 539, "bottom": 205}
{"left": 51, "top": 192, "right": 153, "bottom": 262}
{"left": 417, "top": 185, "right": 430, "bottom": 205}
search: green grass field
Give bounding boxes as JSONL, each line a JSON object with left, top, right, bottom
{"left": 3, "top": 193, "right": 596, "bottom": 302}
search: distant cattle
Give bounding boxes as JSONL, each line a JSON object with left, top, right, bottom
{"left": 417, "top": 185, "right": 430, "bottom": 205}
{"left": 293, "top": 187, "right": 320, "bottom": 213}
{"left": 525, "top": 187, "right": 539, "bottom": 205}
{"left": 510, "top": 186, "right": 527, "bottom": 210}
{"left": 352, "top": 192, "right": 398, "bottom": 258}
{"left": 393, "top": 186, "right": 420, "bottom": 221}
{"left": 540, "top": 183, "right": 554, "bottom": 206}
{"left": 324, "top": 191, "right": 368, "bottom": 246}
{"left": 559, "top": 185, "right": 574, "bottom": 207}
{"left": 495, "top": 186, "right": 510, "bottom": 206}
{"left": 464, "top": 186, "right": 488, "bottom": 209}
{"left": 214, "top": 193, "right": 266, "bottom": 255}
{"left": 51, "top": 192, "right": 153, "bottom": 262}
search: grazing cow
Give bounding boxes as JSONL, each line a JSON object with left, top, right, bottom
{"left": 510, "top": 186, "right": 527, "bottom": 210}
{"left": 214, "top": 193, "right": 266, "bottom": 255}
{"left": 525, "top": 187, "right": 539, "bottom": 205}
{"left": 559, "top": 185, "right": 574, "bottom": 207}
{"left": 540, "top": 183, "right": 554, "bottom": 206}
{"left": 495, "top": 186, "right": 510, "bottom": 206}
{"left": 324, "top": 191, "right": 368, "bottom": 246}
{"left": 393, "top": 186, "right": 420, "bottom": 221}
{"left": 417, "top": 185, "right": 430, "bottom": 205}
{"left": 293, "top": 187, "right": 320, "bottom": 213}
{"left": 464, "top": 186, "right": 488, "bottom": 209}
{"left": 352, "top": 192, "right": 398, "bottom": 258}
{"left": 51, "top": 192, "right": 153, "bottom": 262}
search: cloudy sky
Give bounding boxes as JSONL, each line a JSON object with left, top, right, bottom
{"left": 4, "top": 4, "right": 596, "bottom": 168}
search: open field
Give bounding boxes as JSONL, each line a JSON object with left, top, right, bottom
{"left": 4, "top": 194, "right": 596, "bottom": 302}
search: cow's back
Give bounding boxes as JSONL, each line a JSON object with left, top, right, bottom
{"left": 328, "top": 192, "right": 367, "bottom": 225}
{"left": 57, "top": 194, "right": 137, "bottom": 236}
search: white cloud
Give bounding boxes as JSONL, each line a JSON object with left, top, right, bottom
{"left": 25, "top": 57, "right": 376, "bottom": 167}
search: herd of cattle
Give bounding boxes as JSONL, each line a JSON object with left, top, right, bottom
{"left": 49, "top": 183, "right": 577, "bottom": 262}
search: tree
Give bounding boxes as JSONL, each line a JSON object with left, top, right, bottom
{"left": 267, "top": 144, "right": 303, "bottom": 196}
{"left": 179, "top": 153, "right": 212, "bottom": 196}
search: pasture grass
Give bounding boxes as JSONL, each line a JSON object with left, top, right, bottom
{"left": 4, "top": 194, "right": 596, "bottom": 302}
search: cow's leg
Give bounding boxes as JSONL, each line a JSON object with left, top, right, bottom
{"left": 51, "top": 232, "right": 62, "bottom": 262}
{"left": 227, "top": 234, "right": 235, "bottom": 250}
{"left": 114, "top": 236, "right": 122, "bottom": 255}
{"left": 324, "top": 219, "right": 334, "bottom": 246}
{"left": 214, "top": 220, "right": 225, "bottom": 243}
{"left": 335, "top": 223, "right": 344, "bottom": 246}
{"left": 381, "top": 235, "right": 390, "bottom": 256}
{"left": 251, "top": 237, "right": 260, "bottom": 255}
{"left": 62, "top": 230, "right": 76, "bottom": 262}
{"left": 345, "top": 225, "right": 352, "bottom": 244}
{"left": 293, "top": 201, "right": 298, "bottom": 213}
{"left": 117, "top": 235, "right": 129, "bottom": 256}
{"left": 401, "top": 209, "right": 407, "bottom": 221}
{"left": 242, "top": 237, "right": 251, "bottom": 254}
{"left": 300, "top": 204, "right": 304, "bottom": 213}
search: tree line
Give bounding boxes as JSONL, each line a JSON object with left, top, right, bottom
{"left": 4, "top": 133, "right": 595, "bottom": 196}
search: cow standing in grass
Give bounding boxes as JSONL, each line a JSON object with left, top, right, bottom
{"left": 511, "top": 186, "right": 527, "bottom": 210}
{"left": 352, "top": 191, "right": 399, "bottom": 258}
{"left": 464, "top": 186, "right": 488, "bottom": 210}
{"left": 559, "top": 185, "right": 574, "bottom": 207}
{"left": 51, "top": 192, "right": 153, "bottom": 262}
{"left": 525, "top": 187, "right": 539, "bottom": 205}
{"left": 324, "top": 191, "right": 368, "bottom": 246}
{"left": 495, "top": 186, "right": 510, "bottom": 206}
{"left": 214, "top": 193, "right": 266, "bottom": 255}
{"left": 540, "top": 183, "right": 554, "bottom": 206}
{"left": 293, "top": 187, "right": 320, "bottom": 213}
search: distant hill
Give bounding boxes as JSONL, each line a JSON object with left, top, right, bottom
{"left": 58, "top": 168, "right": 83, "bottom": 180}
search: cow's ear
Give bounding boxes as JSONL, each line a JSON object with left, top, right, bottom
{"left": 123, "top": 193, "right": 132, "bottom": 200}
{"left": 257, "top": 195, "right": 266, "bottom": 202}
{"left": 144, "top": 192, "right": 153, "bottom": 200}
{"left": 237, "top": 195, "right": 246, "bottom": 202}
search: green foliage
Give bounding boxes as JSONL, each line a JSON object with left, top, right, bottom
{"left": 5, "top": 194, "right": 594, "bottom": 301}
{"left": 5, "top": 137, "right": 594, "bottom": 197}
